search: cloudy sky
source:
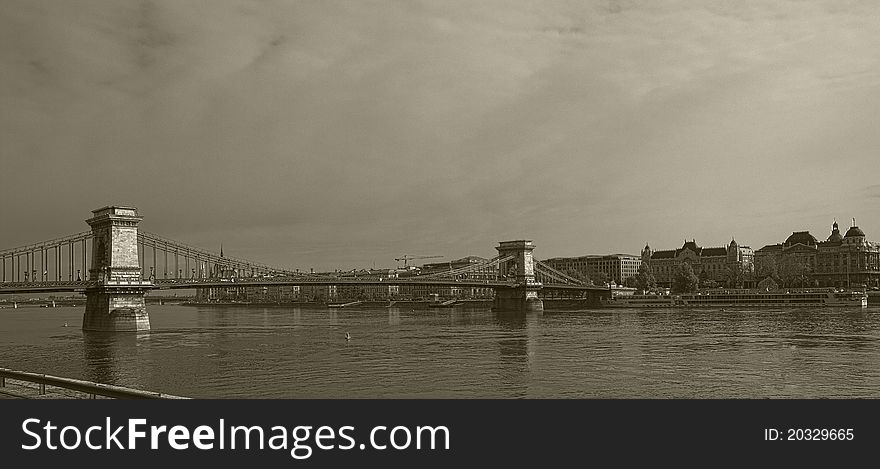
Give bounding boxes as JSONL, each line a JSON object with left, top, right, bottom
{"left": 2, "top": 0, "right": 880, "bottom": 270}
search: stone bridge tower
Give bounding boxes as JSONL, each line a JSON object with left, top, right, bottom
{"left": 82, "top": 206, "right": 152, "bottom": 332}
{"left": 493, "top": 240, "right": 543, "bottom": 313}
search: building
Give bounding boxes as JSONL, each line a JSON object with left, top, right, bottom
{"left": 754, "top": 219, "right": 880, "bottom": 288}
{"left": 541, "top": 254, "right": 641, "bottom": 286}
{"left": 642, "top": 239, "right": 754, "bottom": 288}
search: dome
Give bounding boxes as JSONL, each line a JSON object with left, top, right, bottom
{"left": 827, "top": 220, "right": 843, "bottom": 242}
{"left": 845, "top": 226, "right": 865, "bottom": 238}
{"left": 784, "top": 231, "right": 817, "bottom": 247}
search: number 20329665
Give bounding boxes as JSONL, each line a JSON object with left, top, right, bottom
{"left": 764, "top": 428, "right": 853, "bottom": 441}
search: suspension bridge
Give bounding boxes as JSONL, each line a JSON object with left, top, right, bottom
{"left": 0, "top": 206, "right": 609, "bottom": 331}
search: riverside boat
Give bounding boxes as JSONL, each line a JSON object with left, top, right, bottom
{"left": 605, "top": 293, "right": 677, "bottom": 308}
{"left": 607, "top": 288, "right": 867, "bottom": 308}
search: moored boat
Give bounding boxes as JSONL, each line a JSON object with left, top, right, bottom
{"left": 606, "top": 288, "right": 867, "bottom": 308}
{"left": 604, "top": 293, "right": 676, "bottom": 308}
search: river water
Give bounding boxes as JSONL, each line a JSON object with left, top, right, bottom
{"left": 2, "top": 304, "right": 879, "bottom": 398}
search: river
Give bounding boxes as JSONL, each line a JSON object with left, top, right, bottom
{"left": 1, "top": 304, "right": 879, "bottom": 398}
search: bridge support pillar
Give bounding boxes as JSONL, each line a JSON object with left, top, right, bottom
{"left": 83, "top": 288, "right": 150, "bottom": 332}
{"left": 82, "top": 206, "right": 152, "bottom": 332}
{"left": 493, "top": 286, "right": 544, "bottom": 313}
{"left": 492, "top": 240, "right": 543, "bottom": 314}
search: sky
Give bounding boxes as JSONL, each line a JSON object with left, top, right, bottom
{"left": 2, "top": 0, "right": 880, "bottom": 271}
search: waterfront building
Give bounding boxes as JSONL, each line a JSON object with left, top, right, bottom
{"left": 541, "top": 254, "right": 641, "bottom": 286}
{"left": 335, "top": 269, "right": 400, "bottom": 300}
{"left": 642, "top": 239, "right": 754, "bottom": 288}
{"left": 398, "top": 256, "right": 495, "bottom": 299}
{"left": 754, "top": 219, "right": 880, "bottom": 288}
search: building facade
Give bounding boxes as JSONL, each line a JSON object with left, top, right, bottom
{"left": 642, "top": 239, "right": 754, "bottom": 287}
{"left": 754, "top": 219, "right": 880, "bottom": 288}
{"left": 541, "top": 254, "right": 641, "bottom": 286}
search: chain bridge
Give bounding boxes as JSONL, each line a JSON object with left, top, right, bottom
{"left": 0, "top": 206, "right": 609, "bottom": 331}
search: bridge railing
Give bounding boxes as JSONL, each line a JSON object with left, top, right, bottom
{"left": 0, "top": 231, "right": 92, "bottom": 257}
{"left": 0, "top": 368, "right": 189, "bottom": 399}
{"left": 0, "top": 280, "right": 92, "bottom": 289}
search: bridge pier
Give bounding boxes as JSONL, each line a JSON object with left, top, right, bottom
{"left": 82, "top": 206, "right": 152, "bottom": 332}
{"left": 83, "top": 288, "right": 150, "bottom": 332}
{"left": 492, "top": 240, "right": 544, "bottom": 314}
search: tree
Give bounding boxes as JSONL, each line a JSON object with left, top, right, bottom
{"left": 673, "top": 262, "right": 699, "bottom": 293}
{"left": 698, "top": 268, "right": 710, "bottom": 288}
{"left": 755, "top": 256, "right": 779, "bottom": 283}
{"left": 725, "top": 264, "right": 745, "bottom": 289}
{"left": 634, "top": 262, "right": 656, "bottom": 292}
{"left": 564, "top": 268, "right": 591, "bottom": 285}
{"left": 594, "top": 272, "right": 610, "bottom": 286}
{"left": 778, "top": 256, "right": 810, "bottom": 288}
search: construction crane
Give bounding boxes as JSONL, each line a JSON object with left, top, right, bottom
{"left": 395, "top": 255, "right": 443, "bottom": 268}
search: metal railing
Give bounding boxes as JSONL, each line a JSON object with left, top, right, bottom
{"left": 0, "top": 368, "right": 189, "bottom": 399}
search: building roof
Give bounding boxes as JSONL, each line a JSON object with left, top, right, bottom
{"left": 827, "top": 220, "right": 843, "bottom": 242}
{"left": 784, "top": 231, "right": 818, "bottom": 247}
{"left": 756, "top": 244, "right": 783, "bottom": 253}
{"left": 542, "top": 255, "right": 601, "bottom": 263}
{"left": 827, "top": 231, "right": 844, "bottom": 242}
{"left": 845, "top": 226, "right": 866, "bottom": 238}
{"left": 701, "top": 247, "right": 728, "bottom": 257}
{"left": 818, "top": 239, "right": 842, "bottom": 248}
{"left": 680, "top": 240, "right": 701, "bottom": 254}
{"left": 648, "top": 239, "right": 750, "bottom": 260}
{"left": 651, "top": 250, "right": 676, "bottom": 259}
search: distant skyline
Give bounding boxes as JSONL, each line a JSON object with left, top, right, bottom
{"left": 3, "top": 1, "right": 880, "bottom": 271}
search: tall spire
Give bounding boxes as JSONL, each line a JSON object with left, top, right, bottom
{"left": 220, "top": 244, "right": 224, "bottom": 258}
{"left": 853, "top": 217, "right": 857, "bottom": 227}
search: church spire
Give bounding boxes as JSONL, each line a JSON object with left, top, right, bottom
{"left": 220, "top": 244, "right": 224, "bottom": 258}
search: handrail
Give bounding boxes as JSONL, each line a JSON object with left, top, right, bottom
{"left": 0, "top": 368, "right": 189, "bottom": 399}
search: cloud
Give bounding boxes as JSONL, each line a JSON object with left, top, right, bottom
{"left": 2, "top": 0, "right": 880, "bottom": 268}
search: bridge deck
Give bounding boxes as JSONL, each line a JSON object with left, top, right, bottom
{"left": 0, "top": 278, "right": 608, "bottom": 294}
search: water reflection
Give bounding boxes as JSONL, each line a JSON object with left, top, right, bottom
{"left": 449, "top": 309, "right": 479, "bottom": 326}
{"left": 491, "top": 311, "right": 540, "bottom": 397}
{"left": 82, "top": 331, "right": 149, "bottom": 386}
{"left": 387, "top": 308, "right": 400, "bottom": 326}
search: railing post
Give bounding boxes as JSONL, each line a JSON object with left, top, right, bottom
{"left": 40, "top": 382, "right": 46, "bottom": 395}
{"left": 1, "top": 376, "right": 5, "bottom": 387}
